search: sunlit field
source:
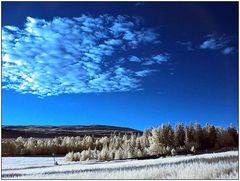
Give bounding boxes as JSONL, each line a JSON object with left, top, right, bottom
{"left": 2, "top": 151, "right": 238, "bottom": 179}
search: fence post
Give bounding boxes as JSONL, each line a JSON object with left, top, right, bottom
{"left": 52, "top": 153, "right": 56, "bottom": 165}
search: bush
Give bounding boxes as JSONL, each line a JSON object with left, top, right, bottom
{"left": 171, "top": 149, "right": 176, "bottom": 156}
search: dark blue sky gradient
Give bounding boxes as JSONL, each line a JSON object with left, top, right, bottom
{"left": 2, "top": 2, "right": 238, "bottom": 130}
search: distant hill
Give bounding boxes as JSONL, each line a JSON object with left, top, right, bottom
{"left": 2, "top": 125, "right": 142, "bottom": 138}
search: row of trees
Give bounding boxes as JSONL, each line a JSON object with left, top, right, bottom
{"left": 64, "top": 123, "right": 238, "bottom": 161}
{"left": 2, "top": 123, "right": 238, "bottom": 159}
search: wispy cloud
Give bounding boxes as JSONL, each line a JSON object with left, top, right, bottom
{"left": 129, "top": 56, "right": 142, "bottom": 62}
{"left": 199, "top": 34, "right": 229, "bottom": 50}
{"left": 152, "top": 54, "right": 169, "bottom": 63}
{"left": 133, "top": 2, "right": 145, "bottom": 7}
{"left": 222, "top": 47, "right": 235, "bottom": 55}
{"left": 176, "top": 41, "right": 194, "bottom": 51}
{"left": 199, "top": 34, "right": 236, "bottom": 55}
{"left": 142, "top": 54, "right": 170, "bottom": 65}
{"left": 135, "top": 69, "right": 156, "bottom": 77}
{"left": 178, "top": 34, "right": 236, "bottom": 55}
{"left": 2, "top": 15, "right": 168, "bottom": 97}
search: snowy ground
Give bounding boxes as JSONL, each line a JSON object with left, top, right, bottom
{"left": 2, "top": 151, "right": 238, "bottom": 179}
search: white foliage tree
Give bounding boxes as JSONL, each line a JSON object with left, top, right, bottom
{"left": 148, "top": 127, "right": 165, "bottom": 156}
{"left": 114, "top": 149, "right": 123, "bottom": 160}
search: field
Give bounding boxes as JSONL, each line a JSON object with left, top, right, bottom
{"left": 2, "top": 150, "right": 238, "bottom": 179}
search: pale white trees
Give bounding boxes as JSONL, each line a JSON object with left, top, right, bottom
{"left": 82, "top": 136, "right": 94, "bottom": 150}
{"left": 108, "top": 149, "right": 116, "bottom": 160}
{"left": 136, "top": 149, "right": 143, "bottom": 158}
{"left": 190, "top": 146, "right": 196, "bottom": 153}
{"left": 64, "top": 152, "right": 74, "bottom": 161}
{"left": 2, "top": 123, "right": 238, "bottom": 158}
{"left": 99, "top": 137, "right": 110, "bottom": 149}
{"left": 114, "top": 149, "right": 123, "bottom": 160}
{"left": 148, "top": 127, "right": 165, "bottom": 156}
{"left": 140, "top": 129, "right": 150, "bottom": 148}
{"left": 25, "top": 137, "right": 37, "bottom": 155}
{"left": 64, "top": 148, "right": 99, "bottom": 161}
{"left": 171, "top": 148, "right": 176, "bottom": 156}
{"left": 64, "top": 152, "right": 81, "bottom": 161}
{"left": 126, "top": 144, "right": 135, "bottom": 158}
{"left": 98, "top": 146, "right": 109, "bottom": 160}
{"left": 80, "top": 150, "right": 88, "bottom": 161}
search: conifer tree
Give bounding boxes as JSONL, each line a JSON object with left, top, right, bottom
{"left": 174, "top": 123, "right": 185, "bottom": 147}
{"left": 194, "top": 123, "right": 203, "bottom": 149}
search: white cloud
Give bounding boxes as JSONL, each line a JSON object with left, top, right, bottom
{"left": 141, "top": 54, "right": 170, "bottom": 65}
{"left": 2, "top": 15, "right": 168, "bottom": 97}
{"left": 129, "top": 56, "right": 142, "bottom": 62}
{"left": 200, "top": 34, "right": 231, "bottom": 50}
{"left": 152, "top": 54, "right": 169, "bottom": 63}
{"left": 142, "top": 60, "right": 155, "bottom": 66}
{"left": 222, "top": 47, "right": 235, "bottom": 55}
{"left": 178, "top": 34, "right": 236, "bottom": 55}
{"left": 135, "top": 69, "right": 156, "bottom": 77}
{"left": 105, "top": 39, "right": 122, "bottom": 46}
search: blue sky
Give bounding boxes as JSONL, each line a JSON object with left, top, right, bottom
{"left": 2, "top": 2, "right": 238, "bottom": 130}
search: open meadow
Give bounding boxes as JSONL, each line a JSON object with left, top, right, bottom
{"left": 2, "top": 150, "right": 238, "bottom": 179}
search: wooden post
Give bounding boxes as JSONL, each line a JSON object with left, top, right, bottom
{"left": 52, "top": 153, "right": 56, "bottom": 165}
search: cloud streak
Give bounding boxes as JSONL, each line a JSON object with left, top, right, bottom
{"left": 199, "top": 34, "right": 236, "bottom": 55}
{"left": 178, "top": 34, "right": 236, "bottom": 55}
{"left": 142, "top": 54, "right": 170, "bottom": 65}
{"left": 2, "top": 15, "right": 168, "bottom": 97}
{"left": 222, "top": 47, "right": 235, "bottom": 55}
{"left": 200, "top": 34, "right": 229, "bottom": 50}
{"left": 176, "top": 41, "right": 194, "bottom": 51}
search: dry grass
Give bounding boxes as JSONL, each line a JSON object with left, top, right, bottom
{"left": 2, "top": 151, "right": 238, "bottom": 179}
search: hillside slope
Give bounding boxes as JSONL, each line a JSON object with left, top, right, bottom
{"left": 2, "top": 125, "right": 142, "bottom": 138}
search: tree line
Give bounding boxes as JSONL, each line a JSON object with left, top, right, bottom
{"left": 2, "top": 123, "right": 238, "bottom": 160}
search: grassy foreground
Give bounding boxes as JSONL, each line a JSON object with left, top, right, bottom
{"left": 2, "top": 151, "right": 238, "bottom": 179}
